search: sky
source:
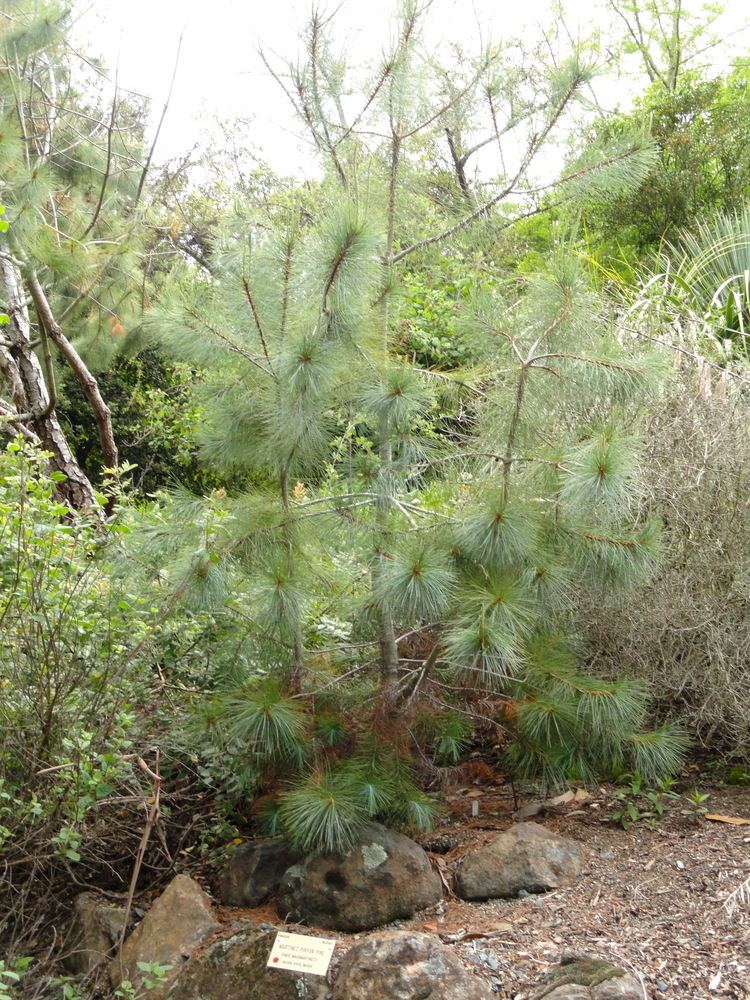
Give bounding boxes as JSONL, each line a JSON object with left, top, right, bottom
{"left": 74, "top": 0, "right": 749, "bottom": 177}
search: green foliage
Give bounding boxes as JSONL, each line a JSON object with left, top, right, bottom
{"left": 605, "top": 773, "right": 680, "bottom": 830}
{"left": 0, "top": 1, "right": 148, "bottom": 360}
{"left": 243, "top": 736, "right": 441, "bottom": 854}
{"left": 314, "top": 711, "right": 347, "bottom": 747}
{"left": 1, "top": 0, "right": 710, "bottom": 897}
{"left": 605, "top": 773, "right": 710, "bottom": 829}
{"left": 727, "top": 766, "right": 750, "bottom": 786}
{"left": 217, "top": 682, "right": 307, "bottom": 762}
{"left": 114, "top": 964, "right": 173, "bottom": 1000}
{"left": 0, "top": 439, "right": 213, "bottom": 950}
{"left": 278, "top": 770, "right": 368, "bottom": 854}
{"left": 376, "top": 540, "right": 454, "bottom": 620}
{"left": 652, "top": 207, "right": 750, "bottom": 358}
{"left": 418, "top": 711, "right": 474, "bottom": 765}
{"left": 0, "top": 958, "right": 32, "bottom": 1000}
{"left": 398, "top": 266, "right": 475, "bottom": 369}
{"left": 59, "top": 348, "right": 223, "bottom": 495}
{"left": 579, "top": 64, "right": 750, "bottom": 263}
{"left": 680, "top": 789, "right": 710, "bottom": 820}
{"left": 141, "top": 169, "right": 686, "bottom": 837}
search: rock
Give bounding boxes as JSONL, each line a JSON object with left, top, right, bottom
{"left": 455, "top": 822, "right": 583, "bottom": 900}
{"left": 531, "top": 957, "right": 642, "bottom": 999}
{"left": 220, "top": 838, "right": 301, "bottom": 907}
{"left": 515, "top": 801, "right": 545, "bottom": 820}
{"left": 65, "top": 892, "right": 127, "bottom": 973}
{"left": 109, "top": 874, "right": 220, "bottom": 997}
{"left": 166, "top": 926, "right": 328, "bottom": 1000}
{"left": 332, "top": 931, "right": 492, "bottom": 1000}
{"left": 277, "top": 822, "right": 442, "bottom": 931}
{"left": 594, "top": 978, "right": 644, "bottom": 1000}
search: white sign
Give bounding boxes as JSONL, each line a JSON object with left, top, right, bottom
{"left": 266, "top": 931, "right": 337, "bottom": 977}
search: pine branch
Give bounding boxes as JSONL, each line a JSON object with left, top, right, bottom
{"left": 183, "top": 307, "right": 273, "bottom": 377}
{"left": 242, "top": 277, "right": 276, "bottom": 377}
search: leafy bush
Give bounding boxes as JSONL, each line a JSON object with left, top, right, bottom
{"left": 398, "top": 268, "right": 473, "bottom": 369}
{"left": 0, "top": 441, "right": 206, "bottom": 954}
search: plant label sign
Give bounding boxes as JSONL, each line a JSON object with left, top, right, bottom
{"left": 266, "top": 931, "right": 336, "bottom": 976}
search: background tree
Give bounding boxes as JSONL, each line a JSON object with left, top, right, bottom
{"left": 0, "top": 1, "right": 184, "bottom": 507}
{"left": 606, "top": 0, "right": 731, "bottom": 94}
{"left": 579, "top": 62, "right": 750, "bottom": 264}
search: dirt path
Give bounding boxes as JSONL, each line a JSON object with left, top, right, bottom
{"left": 402, "top": 783, "right": 750, "bottom": 999}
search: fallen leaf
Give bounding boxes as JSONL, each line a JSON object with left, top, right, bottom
{"left": 644, "top": 858, "right": 655, "bottom": 871}
{"left": 709, "top": 971, "right": 722, "bottom": 990}
{"left": 574, "top": 788, "right": 591, "bottom": 803}
{"left": 421, "top": 921, "right": 439, "bottom": 933}
{"left": 548, "top": 790, "right": 575, "bottom": 807}
{"left": 705, "top": 814, "right": 750, "bottom": 825}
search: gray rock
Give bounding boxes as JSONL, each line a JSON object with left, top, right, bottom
{"left": 515, "top": 801, "right": 545, "bottom": 820}
{"left": 455, "top": 822, "right": 583, "bottom": 900}
{"left": 332, "top": 931, "right": 492, "bottom": 1000}
{"left": 594, "top": 976, "right": 645, "bottom": 1000}
{"left": 220, "top": 838, "right": 301, "bottom": 907}
{"left": 109, "top": 874, "right": 220, "bottom": 998}
{"left": 65, "top": 892, "right": 127, "bottom": 973}
{"left": 277, "top": 822, "right": 442, "bottom": 931}
{"left": 166, "top": 926, "right": 328, "bottom": 1000}
{"left": 531, "top": 957, "right": 642, "bottom": 1000}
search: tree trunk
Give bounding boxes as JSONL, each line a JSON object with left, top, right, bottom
{"left": 0, "top": 250, "right": 100, "bottom": 513}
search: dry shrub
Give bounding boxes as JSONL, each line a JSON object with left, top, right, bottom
{"left": 585, "top": 365, "right": 750, "bottom": 755}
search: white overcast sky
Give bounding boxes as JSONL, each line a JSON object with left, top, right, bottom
{"left": 74, "top": 0, "right": 749, "bottom": 177}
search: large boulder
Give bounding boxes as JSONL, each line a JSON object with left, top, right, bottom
{"left": 220, "top": 838, "right": 301, "bottom": 907}
{"left": 455, "top": 822, "right": 583, "bottom": 901}
{"left": 277, "top": 822, "right": 442, "bottom": 931}
{"left": 109, "top": 874, "right": 220, "bottom": 997}
{"left": 531, "top": 957, "right": 642, "bottom": 999}
{"left": 166, "top": 926, "right": 328, "bottom": 1000}
{"left": 65, "top": 892, "right": 127, "bottom": 973}
{"left": 332, "top": 931, "right": 492, "bottom": 1000}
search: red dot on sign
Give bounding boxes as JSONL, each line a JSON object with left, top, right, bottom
{"left": 273, "top": 958, "right": 279, "bottom": 963}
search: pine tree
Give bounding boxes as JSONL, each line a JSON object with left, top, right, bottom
{"left": 0, "top": 2, "right": 169, "bottom": 508}
{"left": 141, "top": 1, "right": 687, "bottom": 851}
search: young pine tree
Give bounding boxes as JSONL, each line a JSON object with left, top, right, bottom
{"left": 141, "top": 2, "right": 687, "bottom": 852}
